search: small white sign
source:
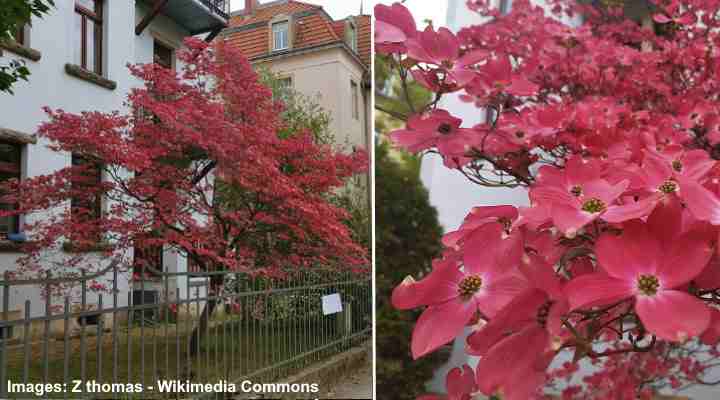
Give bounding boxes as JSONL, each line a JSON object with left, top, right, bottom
{"left": 321, "top": 293, "right": 343, "bottom": 315}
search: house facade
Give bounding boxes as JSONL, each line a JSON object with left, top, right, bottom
{"left": 0, "top": 1, "right": 229, "bottom": 335}
{"left": 222, "top": 0, "right": 372, "bottom": 174}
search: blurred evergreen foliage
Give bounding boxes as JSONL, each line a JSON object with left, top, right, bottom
{"left": 376, "top": 142, "right": 445, "bottom": 399}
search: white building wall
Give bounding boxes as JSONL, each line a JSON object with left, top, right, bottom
{"left": 421, "top": 1, "right": 527, "bottom": 395}
{"left": 0, "top": 2, "right": 198, "bottom": 322}
{"left": 255, "top": 46, "right": 369, "bottom": 152}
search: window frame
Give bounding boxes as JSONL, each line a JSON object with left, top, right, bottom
{"left": 153, "top": 39, "right": 175, "bottom": 70}
{"left": 0, "top": 142, "right": 22, "bottom": 238}
{"left": 347, "top": 21, "right": 358, "bottom": 52}
{"left": 133, "top": 234, "right": 164, "bottom": 279}
{"left": 70, "top": 154, "right": 103, "bottom": 223}
{"left": 270, "top": 76, "right": 292, "bottom": 102}
{"left": 271, "top": 20, "right": 290, "bottom": 51}
{"left": 278, "top": 76, "right": 293, "bottom": 90}
{"left": 351, "top": 80, "right": 359, "bottom": 120}
{"left": 75, "top": 0, "right": 104, "bottom": 75}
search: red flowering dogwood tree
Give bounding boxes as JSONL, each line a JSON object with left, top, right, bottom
{"left": 1, "top": 39, "right": 367, "bottom": 349}
{"left": 377, "top": 0, "right": 720, "bottom": 398}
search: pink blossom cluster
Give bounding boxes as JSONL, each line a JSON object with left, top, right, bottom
{"left": 377, "top": 0, "right": 720, "bottom": 398}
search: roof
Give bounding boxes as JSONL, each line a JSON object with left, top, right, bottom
{"left": 222, "top": 0, "right": 370, "bottom": 68}
{"left": 354, "top": 15, "right": 371, "bottom": 67}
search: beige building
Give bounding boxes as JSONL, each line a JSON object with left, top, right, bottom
{"left": 222, "top": 0, "right": 372, "bottom": 154}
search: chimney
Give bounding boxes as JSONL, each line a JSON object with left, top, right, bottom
{"left": 244, "top": 0, "right": 258, "bottom": 15}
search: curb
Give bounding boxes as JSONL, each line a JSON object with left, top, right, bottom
{"left": 234, "top": 341, "right": 371, "bottom": 399}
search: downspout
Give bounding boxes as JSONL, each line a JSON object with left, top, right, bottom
{"left": 362, "top": 70, "right": 372, "bottom": 253}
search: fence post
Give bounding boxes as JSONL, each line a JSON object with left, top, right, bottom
{"left": 0, "top": 271, "right": 9, "bottom": 397}
{"left": 42, "top": 271, "right": 51, "bottom": 384}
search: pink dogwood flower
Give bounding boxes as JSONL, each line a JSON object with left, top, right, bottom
{"left": 392, "top": 224, "right": 528, "bottom": 359}
{"left": 565, "top": 218, "right": 713, "bottom": 341}
{"left": 374, "top": 2, "right": 417, "bottom": 54}
{"left": 468, "top": 255, "right": 567, "bottom": 400}
{"left": 442, "top": 205, "right": 518, "bottom": 248}
{"left": 626, "top": 149, "right": 720, "bottom": 224}
{"left": 531, "top": 167, "right": 645, "bottom": 237}
{"left": 390, "top": 109, "right": 479, "bottom": 156}
{"left": 416, "top": 365, "right": 477, "bottom": 400}
{"left": 405, "top": 26, "right": 488, "bottom": 88}
{"left": 653, "top": 12, "right": 696, "bottom": 25}
{"left": 472, "top": 54, "right": 539, "bottom": 97}
{"left": 653, "top": 0, "right": 697, "bottom": 26}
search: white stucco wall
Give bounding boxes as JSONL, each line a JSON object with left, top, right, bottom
{"left": 254, "top": 46, "right": 369, "bottom": 151}
{"left": 0, "top": 2, "right": 201, "bottom": 320}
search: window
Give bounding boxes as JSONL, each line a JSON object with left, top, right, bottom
{"left": 133, "top": 236, "right": 164, "bottom": 278}
{"left": 0, "top": 142, "right": 21, "bottom": 238}
{"left": 153, "top": 40, "right": 174, "bottom": 70}
{"left": 348, "top": 23, "right": 357, "bottom": 52}
{"left": 0, "top": 326, "right": 14, "bottom": 341}
{"left": 278, "top": 76, "right": 292, "bottom": 89}
{"left": 186, "top": 241, "right": 205, "bottom": 273}
{"left": 499, "top": 0, "right": 511, "bottom": 14}
{"left": 70, "top": 154, "right": 102, "bottom": 224}
{"left": 351, "top": 80, "right": 359, "bottom": 120}
{"left": 74, "top": 0, "right": 103, "bottom": 74}
{"left": 187, "top": 255, "right": 201, "bottom": 273}
{"left": 273, "top": 76, "right": 292, "bottom": 102}
{"left": 272, "top": 21, "right": 289, "bottom": 51}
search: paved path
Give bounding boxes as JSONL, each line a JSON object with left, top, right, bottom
{"left": 321, "top": 358, "right": 373, "bottom": 399}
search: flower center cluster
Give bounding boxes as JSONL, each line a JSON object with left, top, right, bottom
{"left": 570, "top": 185, "right": 583, "bottom": 197}
{"left": 560, "top": 37, "right": 580, "bottom": 49}
{"left": 438, "top": 123, "right": 453, "bottom": 135}
{"left": 672, "top": 160, "right": 683, "bottom": 172}
{"left": 536, "top": 300, "right": 554, "bottom": 327}
{"left": 659, "top": 180, "right": 678, "bottom": 194}
{"left": 637, "top": 274, "right": 660, "bottom": 296}
{"left": 581, "top": 198, "right": 606, "bottom": 213}
{"left": 515, "top": 131, "right": 525, "bottom": 139}
{"left": 497, "top": 217, "right": 512, "bottom": 231}
{"left": 458, "top": 275, "right": 483, "bottom": 299}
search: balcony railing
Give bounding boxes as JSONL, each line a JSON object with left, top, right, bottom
{"left": 137, "top": 0, "right": 230, "bottom": 36}
{"left": 199, "top": 0, "right": 230, "bottom": 19}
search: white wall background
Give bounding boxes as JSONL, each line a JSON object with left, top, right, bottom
{"left": 420, "top": 1, "right": 527, "bottom": 395}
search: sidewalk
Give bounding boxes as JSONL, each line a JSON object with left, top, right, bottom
{"left": 320, "top": 355, "right": 373, "bottom": 399}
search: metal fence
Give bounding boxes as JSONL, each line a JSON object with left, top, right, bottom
{"left": 0, "top": 264, "right": 371, "bottom": 399}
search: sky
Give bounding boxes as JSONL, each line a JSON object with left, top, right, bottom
{"left": 229, "top": 0, "right": 368, "bottom": 20}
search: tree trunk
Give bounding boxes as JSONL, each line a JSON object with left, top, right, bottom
{"left": 188, "top": 275, "right": 224, "bottom": 357}
{"left": 188, "top": 297, "right": 218, "bottom": 356}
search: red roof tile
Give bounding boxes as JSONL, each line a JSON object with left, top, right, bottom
{"left": 222, "top": 0, "right": 369, "bottom": 68}
{"left": 229, "top": 0, "right": 318, "bottom": 26}
{"left": 355, "top": 15, "right": 371, "bottom": 67}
